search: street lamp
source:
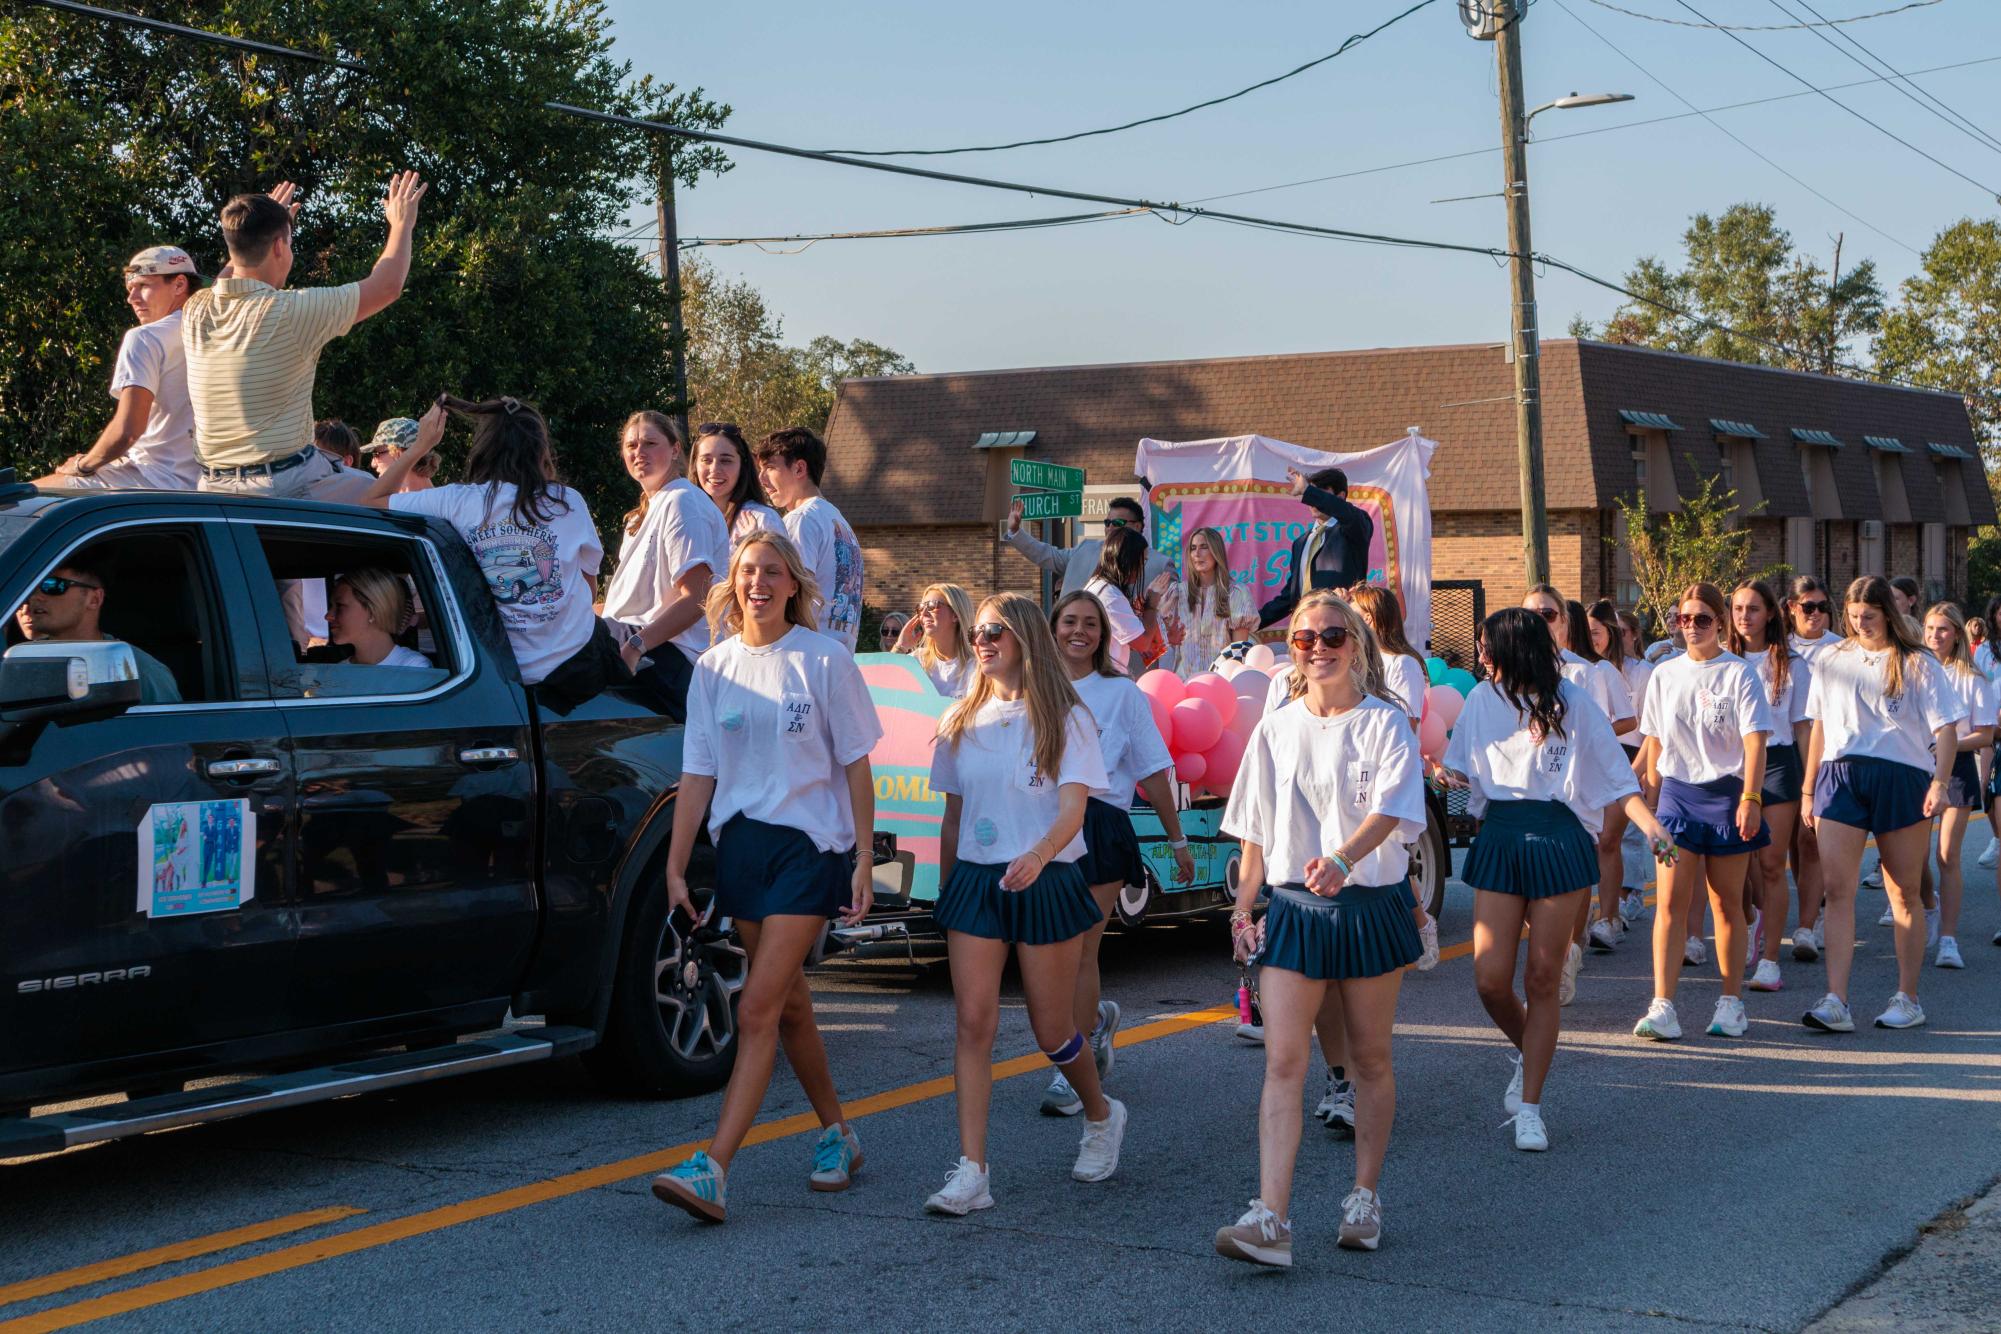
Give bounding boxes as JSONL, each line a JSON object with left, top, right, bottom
{"left": 1526, "top": 91, "right": 1635, "bottom": 137}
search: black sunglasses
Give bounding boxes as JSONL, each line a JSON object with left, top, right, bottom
{"left": 1796, "top": 599, "right": 1831, "bottom": 617}
{"left": 1531, "top": 606, "right": 1562, "bottom": 623}
{"left": 1103, "top": 516, "right": 1136, "bottom": 529}
{"left": 36, "top": 575, "right": 100, "bottom": 597}
{"left": 1289, "top": 626, "right": 1351, "bottom": 652}
{"left": 970, "top": 623, "right": 1010, "bottom": 644}
{"left": 696, "top": 422, "right": 744, "bottom": 441}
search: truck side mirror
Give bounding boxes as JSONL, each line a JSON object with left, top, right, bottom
{"left": 0, "top": 640, "right": 144, "bottom": 727}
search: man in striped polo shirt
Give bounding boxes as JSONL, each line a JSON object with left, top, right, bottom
{"left": 183, "top": 171, "right": 428, "bottom": 502}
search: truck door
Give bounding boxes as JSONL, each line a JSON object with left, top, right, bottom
{"left": 0, "top": 517, "right": 297, "bottom": 1086}
{"left": 228, "top": 515, "right": 538, "bottom": 1032}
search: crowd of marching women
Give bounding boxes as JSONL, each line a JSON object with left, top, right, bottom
{"left": 64, "top": 184, "right": 2001, "bottom": 1272}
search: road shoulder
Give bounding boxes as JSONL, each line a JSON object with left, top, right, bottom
{"left": 1805, "top": 1171, "right": 2001, "bottom": 1333}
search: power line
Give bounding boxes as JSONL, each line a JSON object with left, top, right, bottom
{"left": 1675, "top": 0, "right": 2001, "bottom": 200}
{"left": 1585, "top": 0, "right": 1941, "bottom": 29}
{"left": 1785, "top": 0, "right": 2001, "bottom": 154}
{"left": 672, "top": 207, "right": 1158, "bottom": 252}
{"left": 19, "top": 0, "right": 1987, "bottom": 401}
{"left": 807, "top": 0, "right": 1441, "bottom": 157}
{"left": 1550, "top": 0, "right": 1919, "bottom": 252}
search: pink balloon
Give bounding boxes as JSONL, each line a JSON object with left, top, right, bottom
{"left": 1146, "top": 690, "right": 1174, "bottom": 744}
{"left": 1171, "top": 697, "right": 1224, "bottom": 753}
{"left": 1424, "top": 684, "right": 1464, "bottom": 731}
{"left": 1419, "top": 707, "right": 1448, "bottom": 760}
{"left": 1184, "top": 673, "right": 1238, "bottom": 727}
{"left": 1138, "top": 669, "right": 1186, "bottom": 709}
{"left": 1172, "top": 750, "right": 1208, "bottom": 785}
{"left": 1201, "top": 727, "right": 1248, "bottom": 793}
{"left": 1228, "top": 681, "right": 1266, "bottom": 735}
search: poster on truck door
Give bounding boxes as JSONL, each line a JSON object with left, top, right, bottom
{"left": 1133, "top": 432, "right": 1438, "bottom": 653}
{"left": 137, "top": 798, "right": 255, "bottom": 918}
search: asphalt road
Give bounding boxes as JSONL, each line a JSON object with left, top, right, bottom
{"left": 5, "top": 845, "right": 2000, "bottom": 1333}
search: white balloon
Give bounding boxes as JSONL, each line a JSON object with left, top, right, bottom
{"left": 1244, "top": 643, "right": 1277, "bottom": 672}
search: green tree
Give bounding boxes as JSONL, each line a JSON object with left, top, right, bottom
{"left": 1572, "top": 203, "right": 1882, "bottom": 373}
{"left": 1611, "top": 470, "right": 1759, "bottom": 636}
{"left": 0, "top": 0, "right": 729, "bottom": 527}
{"left": 1877, "top": 217, "right": 2001, "bottom": 449}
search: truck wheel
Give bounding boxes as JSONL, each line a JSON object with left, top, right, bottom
{"left": 1411, "top": 806, "right": 1449, "bottom": 923}
{"left": 586, "top": 873, "right": 746, "bottom": 1097}
{"left": 1114, "top": 869, "right": 1154, "bottom": 928}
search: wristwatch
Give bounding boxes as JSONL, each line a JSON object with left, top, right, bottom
{"left": 622, "top": 626, "right": 645, "bottom": 654}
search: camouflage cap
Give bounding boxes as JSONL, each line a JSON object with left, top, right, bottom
{"left": 362, "top": 417, "right": 422, "bottom": 454}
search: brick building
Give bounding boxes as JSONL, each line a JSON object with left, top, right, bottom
{"left": 822, "top": 339, "right": 1995, "bottom": 656}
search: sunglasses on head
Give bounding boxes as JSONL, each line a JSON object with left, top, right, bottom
{"left": 1288, "top": 626, "right": 1351, "bottom": 652}
{"left": 696, "top": 421, "right": 742, "bottom": 440}
{"left": 970, "top": 623, "right": 1010, "bottom": 644}
{"left": 36, "top": 575, "right": 99, "bottom": 597}
{"left": 1676, "top": 612, "right": 1717, "bottom": 630}
{"left": 1796, "top": 599, "right": 1831, "bottom": 617}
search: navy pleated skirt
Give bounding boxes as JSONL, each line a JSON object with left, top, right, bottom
{"left": 1463, "top": 799, "right": 1598, "bottom": 900}
{"left": 1258, "top": 882, "right": 1421, "bottom": 981}
{"left": 1077, "top": 797, "right": 1146, "bottom": 889}
{"left": 1762, "top": 743, "right": 1804, "bottom": 807}
{"left": 934, "top": 859, "right": 1100, "bottom": 945}
{"left": 1814, "top": 755, "right": 1929, "bottom": 835}
{"left": 1659, "top": 774, "right": 1770, "bottom": 856}
{"left": 714, "top": 814, "right": 853, "bottom": 922}
{"left": 1946, "top": 750, "right": 1984, "bottom": 812}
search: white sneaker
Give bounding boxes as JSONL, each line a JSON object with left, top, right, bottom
{"left": 1634, "top": 997, "right": 1682, "bottom": 1041}
{"left": 1588, "top": 918, "right": 1621, "bottom": 952}
{"left": 1092, "top": 999, "right": 1121, "bottom": 1080}
{"left": 924, "top": 1157, "right": 993, "bottom": 1215}
{"left": 1506, "top": 1105, "right": 1549, "bottom": 1151}
{"left": 1235, "top": 1022, "right": 1265, "bottom": 1044}
{"left": 1707, "top": 994, "right": 1749, "bottom": 1037}
{"left": 1072, "top": 1098, "right": 1128, "bottom": 1181}
{"left": 1684, "top": 935, "right": 1708, "bottom": 967}
{"left": 1979, "top": 835, "right": 2000, "bottom": 870}
{"left": 1214, "top": 1199, "right": 1292, "bottom": 1268}
{"left": 1621, "top": 889, "right": 1648, "bottom": 922}
{"left": 1559, "top": 941, "right": 1582, "bottom": 1006}
{"left": 1503, "top": 1054, "right": 1524, "bottom": 1115}
{"left": 1792, "top": 925, "right": 1821, "bottom": 962}
{"left": 1747, "top": 959, "right": 1784, "bottom": 992}
{"left": 1925, "top": 906, "right": 1941, "bottom": 949}
{"left": 1878, "top": 906, "right": 1896, "bottom": 927}
{"left": 1041, "top": 1072, "right": 1082, "bottom": 1117}
{"left": 1415, "top": 912, "right": 1440, "bottom": 971}
{"left": 1338, "top": 1186, "right": 1384, "bottom": 1251}
{"left": 1937, "top": 936, "right": 1965, "bottom": 969}
{"left": 1864, "top": 868, "right": 1884, "bottom": 890}
{"left": 1803, "top": 992, "right": 1855, "bottom": 1033}
{"left": 1317, "top": 1072, "right": 1356, "bottom": 1132}
{"left": 1874, "top": 991, "right": 1926, "bottom": 1030}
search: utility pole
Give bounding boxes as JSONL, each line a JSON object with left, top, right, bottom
{"left": 655, "top": 141, "right": 692, "bottom": 444}
{"left": 1824, "top": 232, "right": 1845, "bottom": 375}
{"left": 1495, "top": 4, "right": 1550, "bottom": 586}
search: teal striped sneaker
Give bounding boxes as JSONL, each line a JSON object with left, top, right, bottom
{"left": 652, "top": 1151, "right": 727, "bottom": 1222}
{"left": 809, "top": 1123, "right": 863, "bottom": 1192}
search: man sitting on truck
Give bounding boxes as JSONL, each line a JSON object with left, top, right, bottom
{"left": 12, "top": 555, "right": 181, "bottom": 704}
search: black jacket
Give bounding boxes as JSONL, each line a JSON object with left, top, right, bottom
{"left": 1257, "top": 483, "right": 1375, "bottom": 628}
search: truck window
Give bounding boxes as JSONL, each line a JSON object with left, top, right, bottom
{"left": 247, "top": 525, "right": 464, "bottom": 701}
{"left": 4, "top": 528, "right": 229, "bottom": 704}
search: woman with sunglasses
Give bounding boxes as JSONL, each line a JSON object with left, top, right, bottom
{"left": 1521, "top": 584, "right": 1635, "bottom": 1005}
{"left": 1630, "top": 584, "right": 1775, "bottom": 1041}
{"left": 893, "top": 583, "right": 977, "bottom": 697}
{"left": 650, "top": 530, "right": 881, "bottom": 1223}
{"left": 1920, "top": 603, "right": 1992, "bottom": 971}
{"left": 1729, "top": 580, "right": 1810, "bottom": 994}
{"left": 1040, "top": 591, "right": 1193, "bottom": 1117}
{"left": 1166, "top": 527, "right": 1255, "bottom": 678}
{"left": 1442, "top": 609, "right": 1669, "bottom": 1150}
{"left": 1782, "top": 576, "right": 1839, "bottom": 960}
{"left": 1347, "top": 584, "right": 1441, "bottom": 970}
{"left": 1800, "top": 576, "right": 1963, "bottom": 1033}
{"left": 690, "top": 422, "right": 783, "bottom": 543}
{"left": 1594, "top": 600, "right": 1657, "bottom": 929}
{"left": 1214, "top": 592, "right": 1425, "bottom": 1263}
{"left": 924, "top": 592, "right": 1123, "bottom": 1215}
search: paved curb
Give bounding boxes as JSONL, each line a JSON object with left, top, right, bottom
{"left": 1804, "top": 1171, "right": 2001, "bottom": 1332}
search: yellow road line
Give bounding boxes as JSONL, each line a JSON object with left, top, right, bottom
{"left": 0, "top": 1006, "right": 1236, "bottom": 1333}
{"left": 0, "top": 1208, "right": 364, "bottom": 1309}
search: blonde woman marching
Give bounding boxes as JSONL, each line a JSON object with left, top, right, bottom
{"left": 894, "top": 582, "right": 978, "bottom": 697}
{"left": 1043, "top": 591, "right": 1194, "bottom": 1117}
{"left": 1166, "top": 526, "right": 1256, "bottom": 678}
{"left": 1800, "top": 576, "right": 1962, "bottom": 1033}
{"left": 1631, "top": 583, "right": 1776, "bottom": 1041}
{"left": 651, "top": 531, "right": 882, "bottom": 1222}
{"left": 1921, "top": 602, "right": 1994, "bottom": 970}
{"left": 1214, "top": 591, "right": 1426, "bottom": 1265}
{"left": 924, "top": 592, "right": 1124, "bottom": 1215}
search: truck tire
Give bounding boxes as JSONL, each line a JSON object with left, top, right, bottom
{"left": 1411, "top": 803, "right": 1450, "bottom": 923}
{"left": 585, "top": 864, "right": 746, "bottom": 1097}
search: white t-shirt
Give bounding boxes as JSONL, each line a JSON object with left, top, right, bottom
{"left": 681, "top": 626, "right": 883, "bottom": 853}
{"left": 1619, "top": 657, "right": 1654, "bottom": 740}
{"left": 783, "top": 496, "right": 864, "bottom": 651}
{"left": 1745, "top": 648, "right": 1811, "bottom": 745}
{"left": 1223, "top": 695, "right": 1426, "bottom": 887}
{"left": 109, "top": 311, "right": 199, "bottom": 488}
{"left": 602, "top": 478, "right": 729, "bottom": 663}
{"left": 1805, "top": 642, "right": 1965, "bottom": 772}
{"left": 1443, "top": 679, "right": 1640, "bottom": 838}
{"left": 1264, "top": 668, "right": 1295, "bottom": 715}
{"left": 1638, "top": 651, "right": 1776, "bottom": 785}
{"left": 729, "top": 500, "right": 784, "bottom": 545}
{"left": 1561, "top": 648, "right": 1634, "bottom": 724}
{"left": 929, "top": 700, "right": 1109, "bottom": 864}
{"left": 1083, "top": 576, "right": 1145, "bottom": 674}
{"left": 377, "top": 644, "right": 433, "bottom": 669}
{"left": 1939, "top": 664, "right": 1997, "bottom": 743}
{"left": 1790, "top": 633, "right": 1839, "bottom": 666}
{"left": 1073, "top": 671, "right": 1173, "bottom": 800}
{"left": 390, "top": 482, "right": 602, "bottom": 684}
{"left": 1379, "top": 650, "right": 1429, "bottom": 722}
{"left": 922, "top": 652, "right": 974, "bottom": 698}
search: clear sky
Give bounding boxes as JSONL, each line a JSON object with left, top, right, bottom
{"left": 602, "top": 0, "right": 2001, "bottom": 377}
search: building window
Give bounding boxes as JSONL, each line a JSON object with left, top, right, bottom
{"left": 1630, "top": 440, "right": 1647, "bottom": 496}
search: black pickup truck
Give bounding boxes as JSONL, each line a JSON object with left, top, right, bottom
{"left": 0, "top": 477, "right": 740, "bottom": 1158}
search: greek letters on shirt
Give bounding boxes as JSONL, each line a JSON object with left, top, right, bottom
{"left": 781, "top": 690, "right": 814, "bottom": 739}
{"left": 1539, "top": 736, "right": 1569, "bottom": 775}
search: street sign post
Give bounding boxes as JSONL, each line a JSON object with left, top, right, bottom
{"left": 1017, "top": 490, "right": 1083, "bottom": 521}
{"left": 1010, "top": 458, "right": 1084, "bottom": 492}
